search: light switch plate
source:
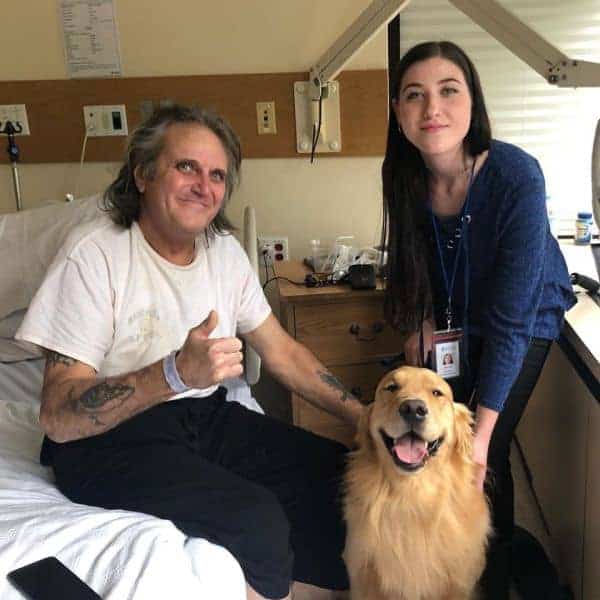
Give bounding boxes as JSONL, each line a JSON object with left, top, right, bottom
{"left": 256, "top": 101, "right": 277, "bottom": 135}
{"left": 83, "top": 105, "right": 128, "bottom": 137}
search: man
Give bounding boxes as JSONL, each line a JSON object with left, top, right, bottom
{"left": 17, "top": 105, "right": 362, "bottom": 600}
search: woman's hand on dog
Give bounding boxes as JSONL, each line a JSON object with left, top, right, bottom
{"left": 473, "top": 405, "right": 499, "bottom": 490}
{"left": 472, "top": 438, "right": 488, "bottom": 490}
{"left": 474, "top": 461, "right": 487, "bottom": 490}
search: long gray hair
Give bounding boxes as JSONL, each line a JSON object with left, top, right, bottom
{"left": 103, "top": 104, "right": 241, "bottom": 233}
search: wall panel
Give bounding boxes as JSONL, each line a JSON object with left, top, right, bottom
{"left": 0, "top": 70, "right": 387, "bottom": 163}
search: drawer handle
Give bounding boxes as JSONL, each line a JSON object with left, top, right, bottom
{"left": 349, "top": 321, "right": 385, "bottom": 342}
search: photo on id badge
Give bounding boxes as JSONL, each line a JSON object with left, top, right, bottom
{"left": 432, "top": 329, "right": 462, "bottom": 379}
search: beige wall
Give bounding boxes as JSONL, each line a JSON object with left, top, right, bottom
{"left": 0, "top": 157, "right": 384, "bottom": 259}
{"left": 0, "top": 1, "right": 387, "bottom": 258}
{"left": 2, "top": 1, "right": 386, "bottom": 80}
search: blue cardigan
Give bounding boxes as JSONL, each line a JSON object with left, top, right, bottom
{"left": 426, "top": 140, "right": 576, "bottom": 412}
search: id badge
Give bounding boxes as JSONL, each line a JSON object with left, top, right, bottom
{"left": 432, "top": 328, "right": 463, "bottom": 379}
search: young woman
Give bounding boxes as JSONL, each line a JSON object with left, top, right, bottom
{"left": 381, "top": 41, "right": 576, "bottom": 598}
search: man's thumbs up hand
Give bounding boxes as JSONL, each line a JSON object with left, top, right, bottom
{"left": 175, "top": 310, "right": 244, "bottom": 390}
{"left": 195, "top": 310, "right": 219, "bottom": 339}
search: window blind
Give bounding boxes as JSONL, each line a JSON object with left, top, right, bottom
{"left": 399, "top": 0, "right": 600, "bottom": 231}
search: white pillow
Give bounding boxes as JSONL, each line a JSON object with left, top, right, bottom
{"left": 0, "top": 308, "right": 26, "bottom": 338}
{"left": 0, "top": 194, "right": 103, "bottom": 322}
{"left": 0, "top": 309, "right": 42, "bottom": 361}
{"left": 0, "top": 339, "right": 41, "bottom": 362}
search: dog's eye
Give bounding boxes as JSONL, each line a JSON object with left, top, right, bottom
{"left": 384, "top": 383, "right": 399, "bottom": 392}
{"left": 432, "top": 389, "right": 444, "bottom": 397}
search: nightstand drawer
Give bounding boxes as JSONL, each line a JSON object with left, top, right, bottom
{"left": 294, "top": 301, "right": 404, "bottom": 366}
{"left": 332, "top": 362, "right": 392, "bottom": 405}
{"left": 293, "top": 395, "right": 354, "bottom": 447}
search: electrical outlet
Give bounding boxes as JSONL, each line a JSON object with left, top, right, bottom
{"left": 0, "top": 104, "right": 30, "bottom": 135}
{"left": 258, "top": 236, "right": 289, "bottom": 266}
{"left": 83, "top": 105, "right": 128, "bottom": 137}
{"left": 256, "top": 101, "right": 277, "bottom": 135}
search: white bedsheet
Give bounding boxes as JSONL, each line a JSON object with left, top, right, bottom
{"left": 0, "top": 359, "right": 246, "bottom": 600}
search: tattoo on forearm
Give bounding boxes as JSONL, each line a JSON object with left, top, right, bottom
{"left": 87, "top": 414, "right": 106, "bottom": 427}
{"left": 79, "top": 381, "right": 135, "bottom": 410}
{"left": 45, "top": 350, "right": 76, "bottom": 367}
{"left": 67, "top": 381, "right": 134, "bottom": 430}
{"left": 318, "top": 370, "right": 349, "bottom": 402}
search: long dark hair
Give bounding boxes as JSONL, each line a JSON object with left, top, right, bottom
{"left": 103, "top": 104, "right": 241, "bottom": 234}
{"left": 381, "top": 41, "right": 492, "bottom": 331}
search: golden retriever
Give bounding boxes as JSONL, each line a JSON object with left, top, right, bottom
{"left": 343, "top": 366, "right": 491, "bottom": 600}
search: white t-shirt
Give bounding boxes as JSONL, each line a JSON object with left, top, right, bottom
{"left": 16, "top": 216, "right": 271, "bottom": 400}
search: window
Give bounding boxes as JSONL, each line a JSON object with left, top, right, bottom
{"left": 400, "top": 0, "right": 600, "bottom": 233}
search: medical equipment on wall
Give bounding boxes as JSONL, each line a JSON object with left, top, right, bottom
{"left": 1, "top": 121, "right": 23, "bottom": 211}
{"left": 295, "top": 0, "right": 411, "bottom": 156}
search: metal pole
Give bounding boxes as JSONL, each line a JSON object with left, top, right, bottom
{"left": 4, "top": 121, "right": 23, "bottom": 211}
{"left": 10, "top": 161, "right": 22, "bottom": 211}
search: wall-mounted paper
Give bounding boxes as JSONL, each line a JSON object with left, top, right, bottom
{"left": 59, "top": 0, "right": 122, "bottom": 78}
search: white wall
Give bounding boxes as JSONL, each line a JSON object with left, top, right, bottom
{"left": 0, "top": 157, "right": 384, "bottom": 260}
{"left": 0, "top": 1, "right": 387, "bottom": 258}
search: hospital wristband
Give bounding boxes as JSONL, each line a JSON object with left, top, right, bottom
{"left": 162, "top": 350, "right": 191, "bottom": 394}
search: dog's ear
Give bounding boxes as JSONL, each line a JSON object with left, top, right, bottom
{"left": 453, "top": 402, "right": 474, "bottom": 460}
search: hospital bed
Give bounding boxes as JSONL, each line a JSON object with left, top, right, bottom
{"left": 0, "top": 196, "right": 253, "bottom": 599}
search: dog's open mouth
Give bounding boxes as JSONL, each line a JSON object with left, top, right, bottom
{"left": 379, "top": 429, "right": 444, "bottom": 471}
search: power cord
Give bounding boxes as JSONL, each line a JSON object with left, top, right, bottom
{"left": 262, "top": 275, "right": 305, "bottom": 291}
{"left": 262, "top": 270, "right": 345, "bottom": 291}
{"left": 310, "top": 92, "right": 323, "bottom": 164}
{"left": 261, "top": 249, "right": 276, "bottom": 282}
{"left": 72, "top": 123, "right": 93, "bottom": 201}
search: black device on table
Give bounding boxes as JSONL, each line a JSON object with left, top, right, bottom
{"left": 7, "top": 557, "right": 102, "bottom": 600}
{"left": 570, "top": 272, "right": 600, "bottom": 296}
{"left": 347, "top": 264, "right": 376, "bottom": 289}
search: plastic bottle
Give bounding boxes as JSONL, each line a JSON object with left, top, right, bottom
{"left": 574, "top": 211, "right": 593, "bottom": 245}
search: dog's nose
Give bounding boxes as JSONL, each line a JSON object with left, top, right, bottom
{"left": 399, "top": 399, "right": 428, "bottom": 424}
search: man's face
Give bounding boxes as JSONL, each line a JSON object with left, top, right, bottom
{"left": 136, "top": 123, "right": 229, "bottom": 246}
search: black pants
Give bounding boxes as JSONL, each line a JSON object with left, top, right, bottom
{"left": 41, "top": 390, "right": 349, "bottom": 600}
{"left": 451, "top": 336, "right": 552, "bottom": 599}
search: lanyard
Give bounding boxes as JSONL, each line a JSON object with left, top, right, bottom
{"left": 430, "top": 162, "right": 475, "bottom": 330}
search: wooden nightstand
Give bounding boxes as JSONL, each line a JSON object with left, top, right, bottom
{"left": 274, "top": 261, "right": 406, "bottom": 446}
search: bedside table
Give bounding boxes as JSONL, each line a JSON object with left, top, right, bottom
{"left": 274, "top": 261, "right": 406, "bottom": 446}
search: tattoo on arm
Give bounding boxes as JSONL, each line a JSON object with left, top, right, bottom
{"left": 318, "top": 370, "right": 349, "bottom": 402}
{"left": 87, "top": 414, "right": 107, "bottom": 428}
{"left": 79, "top": 381, "right": 135, "bottom": 410}
{"left": 44, "top": 350, "right": 77, "bottom": 368}
{"left": 68, "top": 381, "right": 135, "bottom": 429}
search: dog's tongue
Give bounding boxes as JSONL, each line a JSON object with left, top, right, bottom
{"left": 393, "top": 434, "right": 427, "bottom": 464}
